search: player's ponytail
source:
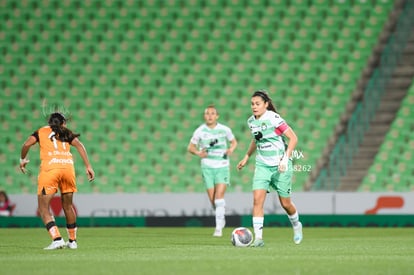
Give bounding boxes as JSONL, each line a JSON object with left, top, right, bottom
{"left": 48, "top": 112, "right": 80, "bottom": 143}
{"left": 252, "top": 90, "right": 278, "bottom": 113}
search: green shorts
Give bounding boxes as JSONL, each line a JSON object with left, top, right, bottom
{"left": 201, "top": 167, "right": 230, "bottom": 189}
{"left": 252, "top": 161, "right": 293, "bottom": 197}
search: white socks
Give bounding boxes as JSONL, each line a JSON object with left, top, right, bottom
{"left": 252, "top": 213, "right": 300, "bottom": 240}
{"left": 288, "top": 211, "right": 300, "bottom": 227}
{"left": 252, "top": 216, "right": 264, "bottom": 240}
{"left": 214, "top": 199, "right": 226, "bottom": 229}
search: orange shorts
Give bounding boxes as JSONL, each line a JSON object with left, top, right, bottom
{"left": 37, "top": 168, "right": 77, "bottom": 195}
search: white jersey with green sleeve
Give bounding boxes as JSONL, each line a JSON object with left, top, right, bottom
{"left": 190, "top": 123, "right": 235, "bottom": 168}
{"left": 247, "top": 110, "right": 289, "bottom": 167}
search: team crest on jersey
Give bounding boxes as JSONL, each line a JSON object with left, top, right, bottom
{"left": 261, "top": 123, "right": 267, "bottom": 131}
{"left": 254, "top": 131, "right": 263, "bottom": 141}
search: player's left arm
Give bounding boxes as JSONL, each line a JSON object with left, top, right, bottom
{"left": 71, "top": 137, "right": 95, "bottom": 181}
{"left": 283, "top": 127, "right": 298, "bottom": 159}
{"left": 226, "top": 138, "right": 238, "bottom": 156}
{"left": 279, "top": 126, "right": 298, "bottom": 172}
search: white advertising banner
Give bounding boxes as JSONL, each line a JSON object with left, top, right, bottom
{"left": 8, "top": 192, "right": 414, "bottom": 217}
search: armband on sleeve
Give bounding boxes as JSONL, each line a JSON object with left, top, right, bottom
{"left": 275, "top": 122, "right": 289, "bottom": 135}
{"left": 32, "top": 131, "right": 39, "bottom": 142}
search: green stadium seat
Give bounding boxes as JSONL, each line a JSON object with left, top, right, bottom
{"left": 0, "top": 0, "right": 397, "bottom": 193}
{"left": 360, "top": 80, "right": 414, "bottom": 191}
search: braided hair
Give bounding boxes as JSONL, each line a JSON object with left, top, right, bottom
{"left": 48, "top": 113, "right": 80, "bottom": 143}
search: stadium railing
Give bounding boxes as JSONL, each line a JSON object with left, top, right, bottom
{"left": 313, "top": 1, "right": 414, "bottom": 190}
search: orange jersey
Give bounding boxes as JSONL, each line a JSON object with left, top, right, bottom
{"left": 35, "top": 126, "right": 74, "bottom": 172}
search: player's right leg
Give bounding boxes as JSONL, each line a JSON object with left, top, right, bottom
{"left": 250, "top": 165, "right": 272, "bottom": 247}
{"left": 213, "top": 167, "right": 230, "bottom": 234}
{"left": 213, "top": 181, "right": 227, "bottom": 237}
{"left": 213, "top": 196, "right": 226, "bottom": 237}
{"left": 38, "top": 171, "right": 65, "bottom": 250}
{"left": 202, "top": 168, "right": 223, "bottom": 237}
{"left": 250, "top": 189, "right": 267, "bottom": 247}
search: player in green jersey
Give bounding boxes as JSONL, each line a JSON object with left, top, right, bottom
{"left": 237, "top": 90, "right": 303, "bottom": 247}
{"left": 188, "top": 105, "right": 238, "bottom": 237}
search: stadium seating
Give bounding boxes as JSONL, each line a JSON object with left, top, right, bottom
{"left": 359, "top": 83, "right": 414, "bottom": 192}
{"left": 0, "top": 0, "right": 395, "bottom": 193}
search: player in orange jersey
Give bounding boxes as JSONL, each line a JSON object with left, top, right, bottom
{"left": 19, "top": 112, "right": 95, "bottom": 250}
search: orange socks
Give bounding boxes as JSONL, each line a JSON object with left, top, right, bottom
{"left": 66, "top": 223, "right": 77, "bottom": 242}
{"left": 45, "top": 221, "right": 62, "bottom": 240}
{"left": 46, "top": 221, "right": 78, "bottom": 241}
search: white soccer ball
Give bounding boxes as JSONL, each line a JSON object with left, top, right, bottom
{"left": 231, "top": 227, "right": 253, "bottom": 247}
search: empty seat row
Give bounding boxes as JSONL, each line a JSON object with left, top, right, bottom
{"left": 0, "top": 0, "right": 395, "bottom": 193}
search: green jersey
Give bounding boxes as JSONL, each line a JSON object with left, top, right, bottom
{"left": 190, "top": 123, "right": 235, "bottom": 168}
{"left": 247, "top": 110, "right": 289, "bottom": 167}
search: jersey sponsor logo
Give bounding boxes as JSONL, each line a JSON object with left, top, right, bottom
{"left": 209, "top": 138, "right": 218, "bottom": 147}
{"left": 48, "top": 150, "right": 72, "bottom": 156}
{"left": 48, "top": 158, "right": 74, "bottom": 165}
{"left": 251, "top": 123, "right": 268, "bottom": 141}
{"left": 258, "top": 144, "right": 272, "bottom": 150}
{"left": 254, "top": 131, "right": 263, "bottom": 141}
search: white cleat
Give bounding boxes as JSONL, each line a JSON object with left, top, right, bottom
{"left": 293, "top": 222, "right": 303, "bottom": 244}
{"left": 250, "top": 239, "right": 265, "bottom": 247}
{"left": 44, "top": 239, "right": 65, "bottom": 250}
{"left": 66, "top": 240, "right": 78, "bottom": 249}
{"left": 213, "top": 229, "right": 223, "bottom": 237}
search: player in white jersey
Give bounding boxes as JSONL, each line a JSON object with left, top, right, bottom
{"left": 188, "top": 105, "right": 238, "bottom": 237}
{"left": 237, "top": 90, "right": 303, "bottom": 247}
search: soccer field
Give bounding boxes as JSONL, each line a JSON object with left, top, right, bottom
{"left": 1, "top": 227, "right": 413, "bottom": 275}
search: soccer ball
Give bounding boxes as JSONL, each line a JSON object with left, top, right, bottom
{"left": 231, "top": 227, "right": 253, "bottom": 247}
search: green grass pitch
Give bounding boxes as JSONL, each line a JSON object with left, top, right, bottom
{"left": 1, "top": 227, "right": 413, "bottom": 275}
